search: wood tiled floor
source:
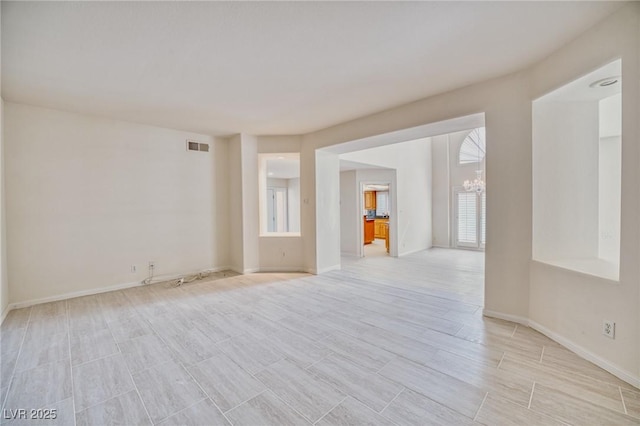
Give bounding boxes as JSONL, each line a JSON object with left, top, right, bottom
{"left": 1, "top": 248, "right": 638, "bottom": 425}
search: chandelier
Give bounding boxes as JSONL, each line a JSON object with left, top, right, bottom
{"left": 464, "top": 170, "right": 486, "bottom": 193}
{"left": 461, "top": 128, "right": 486, "bottom": 193}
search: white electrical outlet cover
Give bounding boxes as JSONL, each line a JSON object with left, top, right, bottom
{"left": 603, "top": 320, "right": 615, "bottom": 339}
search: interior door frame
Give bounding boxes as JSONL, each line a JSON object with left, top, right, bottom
{"left": 357, "top": 181, "right": 393, "bottom": 258}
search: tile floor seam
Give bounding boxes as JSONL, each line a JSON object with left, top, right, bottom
{"left": 619, "top": 386, "right": 628, "bottom": 415}
{"left": 312, "top": 395, "right": 348, "bottom": 425}
{"left": 374, "top": 355, "right": 398, "bottom": 374}
{"left": 496, "top": 352, "right": 506, "bottom": 369}
{"left": 473, "top": 391, "right": 489, "bottom": 422}
{"left": 223, "top": 389, "right": 269, "bottom": 414}
{"left": 303, "top": 353, "right": 332, "bottom": 372}
{"left": 539, "top": 345, "right": 545, "bottom": 363}
{"left": 69, "top": 350, "right": 124, "bottom": 370}
{"left": 2, "top": 306, "right": 33, "bottom": 410}
{"left": 154, "top": 396, "right": 208, "bottom": 424}
{"left": 251, "top": 377, "right": 316, "bottom": 425}
{"left": 72, "top": 387, "right": 135, "bottom": 417}
{"left": 511, "top": 324, "right": 518, "bottom": 338}
{"left": 377, "top": 386, "right": 405, "bottom": 414}
{"left": 110, "top": 327, "right": 154, "bottom": 425}
{"left": 528, "top": 381, "right": 536, "bottom": 409}
{"left": 178, "top": 360, "right": 235, "bottom": 426}
{"left": 63, "top": 300, "right": 79, "bottom": 426}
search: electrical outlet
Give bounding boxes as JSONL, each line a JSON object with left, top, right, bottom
{"left": 603, "top": 320, "right": 615, "bottom": 339}
{"left": 131, "top": 265, "right": 136, "bottom": 273}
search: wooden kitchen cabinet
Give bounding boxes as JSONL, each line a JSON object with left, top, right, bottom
{"left": 364, "top": 216, "right": 374, "bottom": 244}
{"left": 374, "top": 218, "right": 388, "bottom": 239}
{"left": 364, "top": 191, "right": 376, "bottom": 210}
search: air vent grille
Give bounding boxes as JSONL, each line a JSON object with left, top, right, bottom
{"left": 186, "top": 140, "right": 209, "bottom": 153}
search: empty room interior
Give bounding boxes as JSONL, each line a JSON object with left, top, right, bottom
{"left": 1, "top": 2, "right": 639, "bottom": 425}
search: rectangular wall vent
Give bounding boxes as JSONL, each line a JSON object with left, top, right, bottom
{"left": 186, "top": 140, "right": 209, "bottom": 152}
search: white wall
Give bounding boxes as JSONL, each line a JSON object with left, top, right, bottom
{"left": 431, "top": 135, "right": 450, "bottom": 247}
{"left": 287, "top": 177, "right": 300, "bottom": 233}
{"left": 228, "top": 135, "right": 244, "bottom": 272}
{"left": 0, "top": 4, "right": 7, "bottom": 317}
{"left": 0, "top": 98, "right": 8, "bottom": 319}
{"left": 339, "top": 170, "right": 358, "bottom": 256}
{"left": 533, "top": 100, "right": 600, "bottom": 260}
{"left": 528, "top": 4, "right": 639, "bottom": 385}
{"left": 314, "top": 150, "right": 341, "bottom": 273}
{"left": 340, "top": 137, "right": 432, "bottom": 256}
{"left": 5, "top": 103, "right": 230, "bottom": 305}
{"left": 598, "top": 94, "right": 622, "bottom": 263}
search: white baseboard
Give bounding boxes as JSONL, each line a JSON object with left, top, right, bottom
{"left": 1, "top": 303, "right": 10, "bottom": 325}
{"left": 528, "top": 319, "right": 640, "bottom": 389}
{"left": 8, "top": 280, "right": 145, "bottom": 311}
{"left": 482, "top": 309, "right": 529, "bottom": 326}
{"left": 398, "top": 247, "right": 429, "bottom": 257}
{"left": 340, "top": 251, "right": 358, "bottom": 258}
{"left": 5, "top": 266, "right": 232, "bottom": 312}
{"left": 257, "top": 266, "right": 307, "bottom": 273}
{"left": 315, "top": 264, "right": 341, "bottom": 274}
{"left": 484, "top": 309, "right": 640, "bottom": 389}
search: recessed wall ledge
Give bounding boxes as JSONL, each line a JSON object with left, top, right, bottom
{"left": 259, "top": 233, "right": 302, "bottom": 238}
{"left": 531, "top": 258, "right": 620, "bottom": 283}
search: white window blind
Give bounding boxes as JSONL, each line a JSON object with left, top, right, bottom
{"left": 481, "top": 192, "right": 486, "bottom": 245}
{"left": 376, "top": 192, "right": 389, "bottom": 216}
{"left": 457, "top": 192, "right": 477, "bottom": 245}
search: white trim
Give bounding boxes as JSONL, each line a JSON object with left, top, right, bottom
{"left": 482, "top": 309, "right": 529, "bottom": 326}
{"left": 9, "top": 280, "right": 145, "bottom": 311}
{"left": 528, "top": 319, "right": 640, "bottom": 389}
{"left": 257, "top": 266, "right": 307, "bottom": 273}
{"left": 1, "top": 304, "right": 10, "bottom": 325}
{"left": 483, "top": 309, "right": 640, "bottom": 388}
{"left": 397, "top": 247, "right": 429, "bottom": 257}
{"left": 6, "top": 266, "right": 231, "bottom": 311}
{"left": 314, "top": 264, "right": 341, "bottom": 275}
{"left": 340, "top": 251, "right": 359, "bottom": 258}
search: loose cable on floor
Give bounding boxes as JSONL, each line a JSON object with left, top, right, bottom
{"left": 141, "top": 267, "right": 224, "bottom": 287}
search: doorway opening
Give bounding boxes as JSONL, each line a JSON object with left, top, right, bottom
{"left": 362, "top": 183, "right": 391, "bottom": 257}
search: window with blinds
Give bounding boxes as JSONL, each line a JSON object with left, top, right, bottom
{"left": 455, "top": 190, "right": 486, "bottom": 249}
{"left": 457, "top": 192, "right": 477, "bottom": 245}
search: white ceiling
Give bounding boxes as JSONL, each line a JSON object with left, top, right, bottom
{"left": 1, "top": 2, "right": 621, "bottom": 136}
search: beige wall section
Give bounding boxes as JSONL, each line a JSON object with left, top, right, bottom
{"left": 339, "top": 170, "right": 358, "bottom": 256}
{"left": 430, "top": 134, "right": 451, "bottom": 248}
{"left": 528, "top": 5, "right": 639, "bottom": 384}
{"left": 314, "top": 150, "right": 341, "bottom": 273}
{"left": 5, "top": 103, "right": 230, "bottom": 305}
{"left": 1, "top": 99, "right": 8, "bottom": 319}
{"left": 228, "top": 135, "right": 244, "bottom": 272}
{"left": 228, "top": 133, "right": 261, "bottom": 274}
